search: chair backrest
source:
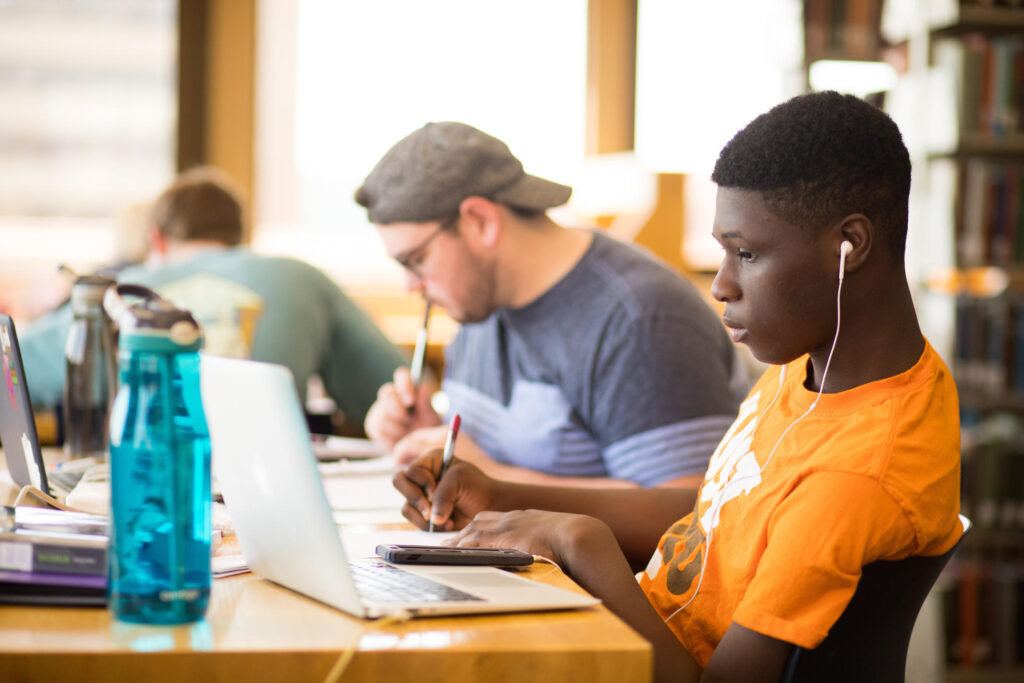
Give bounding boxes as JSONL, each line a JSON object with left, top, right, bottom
{"left": 781, "top": 515, "right": 971, "bottom": 683}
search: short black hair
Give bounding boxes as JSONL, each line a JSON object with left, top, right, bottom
{"left": 711, "top": 91, "right": 911, "bottom": 262}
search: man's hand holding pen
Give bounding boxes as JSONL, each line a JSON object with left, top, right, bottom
{"left": 364, "top": 299, "right": 440, "bottom": 450}
{"left": 364, "top": 367, "right": 442, "bottom": 450}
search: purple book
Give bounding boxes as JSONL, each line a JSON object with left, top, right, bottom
{"left": 0, "top": 568, "right": 106, "bottom": 606}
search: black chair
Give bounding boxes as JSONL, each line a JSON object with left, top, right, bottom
{"left": 781, "top": 515, "right": 970, "bottom": 683}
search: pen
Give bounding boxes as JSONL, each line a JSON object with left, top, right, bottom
{"left": 428, "top": 413, "right": 461, "bottom": 532}
{"left": 407, "top": 300, "right": 432, "bottom": 414}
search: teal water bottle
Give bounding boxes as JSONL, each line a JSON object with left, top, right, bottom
{"left": 104, "top": 284, "right": 211, "bottom": 624}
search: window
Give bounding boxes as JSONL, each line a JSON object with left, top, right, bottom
{"left": 254, "top": 0, "right": 587, "bottom": 287}
{"left": 0, "top": 0, "right": 176, "bottom": 316}
{"left": 634, "top": 0, "right": 803, "bottom": 269}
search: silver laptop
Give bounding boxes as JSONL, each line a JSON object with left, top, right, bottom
{"left": 200, "top": 355, "right": 599, "bottom": 619}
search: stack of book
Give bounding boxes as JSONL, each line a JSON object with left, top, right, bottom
{"left": 0, "top": 505, "right": 107, "bottom": 606}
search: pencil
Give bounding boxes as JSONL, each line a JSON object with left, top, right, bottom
{"left": 429, "top": 414, "right": 461, "bottom": 533}
{"left": 407, "top": 300, "right": 432, "bottom": 414}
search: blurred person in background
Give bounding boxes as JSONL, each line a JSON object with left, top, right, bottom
{"left": 19, "top": 166, "right": 407, "bottom": 433}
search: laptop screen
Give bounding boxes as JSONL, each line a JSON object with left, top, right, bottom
{"left": 0, "top": 314, "right": 50, "bottom": 495}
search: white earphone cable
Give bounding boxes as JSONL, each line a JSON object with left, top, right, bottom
{"left": 663, "top": 247, "right": 848, "bottom": 624}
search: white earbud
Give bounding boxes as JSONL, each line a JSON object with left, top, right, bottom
{"left": 839, "top": 241, "right": 853, "bottom": 282}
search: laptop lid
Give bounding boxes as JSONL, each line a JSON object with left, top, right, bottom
{"left": 200, "top": 355, "right": 598, "bottom": 619}
{"left": 0, "top": 315, "right": 50, "bottom": 495}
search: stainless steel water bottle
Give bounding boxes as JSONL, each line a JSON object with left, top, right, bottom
{"left": 63, "top": 274, "right": 117, "bottom": 460}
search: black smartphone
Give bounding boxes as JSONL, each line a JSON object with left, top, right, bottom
{"left": 375, "top": 544, "right": 534, "bottom": 567}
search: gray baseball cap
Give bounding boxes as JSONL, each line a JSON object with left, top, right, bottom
{"left": 355, "top": 122, "right": 572, "bottom": 224}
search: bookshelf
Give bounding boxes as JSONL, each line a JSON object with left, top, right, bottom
{"left": 805, "top": 0, "right": 888, "bottom": 63}
{"left": 883, "top": 2, "right": 1024, "bottom": 681}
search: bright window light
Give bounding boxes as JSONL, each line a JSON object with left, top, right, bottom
{"left": 635, "top": 0, "right": 803, "bottom": 175}
{"left": 808, "top": 60, "right": 898, "bottom": 98}
{"left": 255, "top": 0, "right": 587, "bottom": 288}
{"left": 634, "top": 0, "right": 803, "bottom": 269}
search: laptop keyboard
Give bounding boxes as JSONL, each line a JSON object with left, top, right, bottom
{"left": 350, "top": 561, "right": 484, "bottom": 604}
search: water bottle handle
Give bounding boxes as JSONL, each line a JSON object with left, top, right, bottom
{"left": 103, "top": 284, "right": 162, "bottom": 329}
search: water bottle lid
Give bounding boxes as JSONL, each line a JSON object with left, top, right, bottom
{"left": 70, "top": 275, "right": 116, "bottom": 311}
{"left": 104, "top": 284, "right": 203, "bottom": 352}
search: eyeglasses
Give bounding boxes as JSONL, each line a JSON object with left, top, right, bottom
{"left": 393, "top": 214, "right": 458, "bottom": 277}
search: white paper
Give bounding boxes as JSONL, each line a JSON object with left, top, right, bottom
{"left": 331, "top": 508, "right": 409, "bottom": 526}
{"left": 212, "top": 553, "right": 250, "bottom": 578}
{"left": 311, "top": 436, "right": 386, "bottom": 461}
{"left": 317, "top": 457, "right": 397, "bottom": 477}
{"left": 320, "top": 472, "right": 405, "bottom": 511}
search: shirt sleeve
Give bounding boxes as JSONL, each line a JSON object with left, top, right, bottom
{"left": 732, "top": 471, "right": 917, "bottom": 648}
{"left": 319, "top": 285, "right": 408, "bottom": 427}
{"left": 590, "top": 313, "right": 741, "bottom": 485}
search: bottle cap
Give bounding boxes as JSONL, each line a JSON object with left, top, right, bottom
{"left": 103, "top": 284, "right": 203, "bottom": 352}
{"left": 70, "top": 275, "right": 116, "bottom": 313}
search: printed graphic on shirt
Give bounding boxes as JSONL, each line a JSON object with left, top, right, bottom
{"left": 156, "top": 275, "right": 265, "bottom": 358}
{"left": 443, "top": 378, "right": 599, "bottom": 474}
{"left": 643, "top": 389, "right": 766, "bottom": 597}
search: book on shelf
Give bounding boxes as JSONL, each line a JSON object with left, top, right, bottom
{"left": 953, "top": 296, "right": 1024, "bottom": 397}
{"left": 930, "top": 31, "right": 1023, "bottom": 152}
{"left": 843, "top": 0, "right": 878, "bottom": 58}
{"left": 955, "top": 159, "right": 1024, "bottom": 269}
{"left": 962, "top": 440, "right": 1023, "bottom": 529}
{"left": 953, "top": 411, "right": 1024, "bottom": 672}
{"left": 804, "top": 0, "right": 883, "bottom": 60}
{"left": 944, "top": 558, "right": 1024, "bottom": 667}
{"left": 954, "top": 297, "right": 1005, "bottom": 394}
{"left": 1013, "top": 298, "right": 1024, "bottom": 389}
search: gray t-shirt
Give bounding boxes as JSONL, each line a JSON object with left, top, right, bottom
{"left": 443, "top": 230, "right": 747, "bottom": 486}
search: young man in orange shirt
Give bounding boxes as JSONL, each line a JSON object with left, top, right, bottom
{"left": 393, "top": 91, "right": 963, "bottom": 683}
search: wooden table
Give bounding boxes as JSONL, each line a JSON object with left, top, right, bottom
{"left": 0, "top": 563, "right": 650, "bottom": 682}
{"left": 0, "top": 451, "right": 652, "bottom": 683}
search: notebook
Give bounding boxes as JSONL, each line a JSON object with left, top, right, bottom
{"left": 0, "top": 314, "right": 50, "bottom": 496}
{"left": 200, "top": 355, "right": 599, "bottom": 619}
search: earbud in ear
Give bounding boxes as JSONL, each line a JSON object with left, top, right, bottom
{"left": 841, "top": 241, "right": 853, "bottom": 257}
{"left": 839, "top": 241, "right": 853, "bottom": 281}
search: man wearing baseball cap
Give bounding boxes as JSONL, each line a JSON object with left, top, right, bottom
{"left": 357, "top": 122, "right": 747, "bottom": 488}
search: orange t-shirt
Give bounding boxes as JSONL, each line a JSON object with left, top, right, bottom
{"left": 638, "top": 340, "right": 962, "bottom": 666}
